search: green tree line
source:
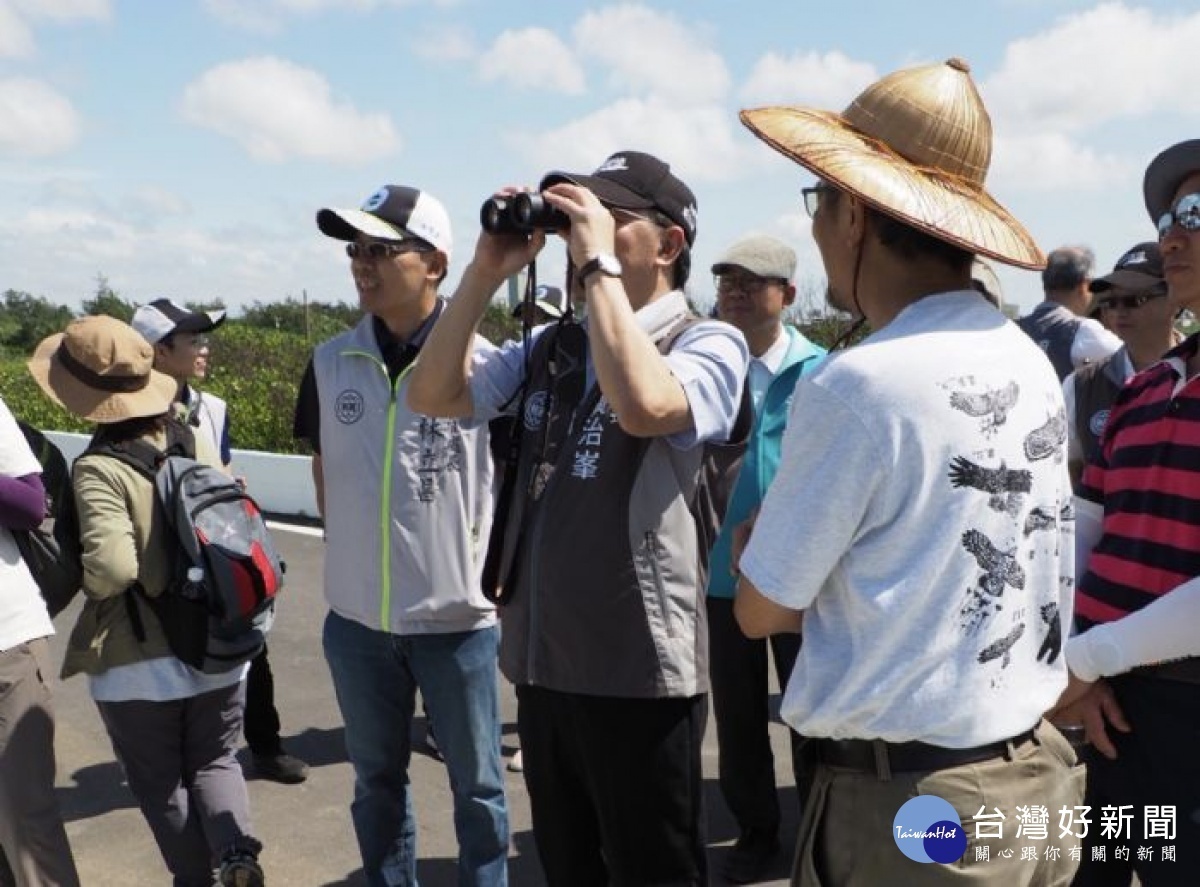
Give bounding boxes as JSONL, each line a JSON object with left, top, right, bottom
{"left": 0, "top": 279, "right": 858, "bottom": 454}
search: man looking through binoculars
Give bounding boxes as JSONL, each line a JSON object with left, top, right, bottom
{"left": 408, "top": 150, "right": 748, "bottom": 886}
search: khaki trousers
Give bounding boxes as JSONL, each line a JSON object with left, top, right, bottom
{"left": 0, "top": 638, "right": 80, "bottom": 887}
{"left": 793, "top": 720, "right": 1085, "bottom": 887}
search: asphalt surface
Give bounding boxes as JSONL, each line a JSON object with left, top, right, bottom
{"left": 48, "top": 524, "right": 801, "bottom": 886}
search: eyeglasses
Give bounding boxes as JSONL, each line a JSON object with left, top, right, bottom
{"left": 609, "top": 206, "right": 673, "bottom": 228}
{"left": 345, "top": 240, "right": 431, "bottom": 260}
{"left": 714, "top": 272, "right": 786, "bottom": 295}
{"left": 802, "top": 182, "right": 833, "bottom": 219}
{"left": 1156, "top": 192, "right": 1200, "bottom": 238}
{"left": 1096, "top": 291, "right": 1168, "bottom": 311}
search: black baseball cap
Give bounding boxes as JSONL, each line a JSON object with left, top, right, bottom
{"left": 1089, "top": 241, "right": 1166, "bottom": 294}
{"left": 131, "top": 299, "right": 226, "bottom": 345}
{"left": 540, "top": 150, "right": 698, "bottom": 246}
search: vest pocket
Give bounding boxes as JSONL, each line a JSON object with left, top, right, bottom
{"left": 640, "top": 531, "right": 677, "bottom": 637}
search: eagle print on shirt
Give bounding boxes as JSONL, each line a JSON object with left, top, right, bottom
{"left": 948, "top": 456, "right": 1032, "bottom": 516}
{"left": 945, "top": 378, "right": 1069, "bottom": 675}
{"left": 947, "top": 380, "right": 1020, "bottom": 435}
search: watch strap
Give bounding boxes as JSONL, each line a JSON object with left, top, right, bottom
{"left": 577, "top": 254, "right": 619, "bottom": 286}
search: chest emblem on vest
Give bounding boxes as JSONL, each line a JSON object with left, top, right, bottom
{"left": 523, "top": 390, "right": 549, "bottom": 431}
{"left": 334, "top": 389, "right": 365, "bottom": 424}
{"left": 1088, "top": 409, "right": 1110, "bottom": 439}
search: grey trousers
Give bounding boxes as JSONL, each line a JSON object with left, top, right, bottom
{"left": 96, "top": 680, "right": 256, "bottom": 887}
{"left": 0, "top": 637, "right": 80, "bottom": 887}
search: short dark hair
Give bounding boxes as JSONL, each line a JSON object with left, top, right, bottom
{"left": 672, "top": 246, "right": 692, "bottom": 289}
{"left": 1042, "top": 246, "right": 1094, "bottom": 292}
{"left": 819, "top": 187, "right": 973, "bottom": 272}
{"left": 868, "top": 208, "right": 973, "bottom": 272}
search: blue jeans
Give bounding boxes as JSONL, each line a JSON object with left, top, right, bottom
{"left": 323, "top": 611, "right": 508, "bottom": 887}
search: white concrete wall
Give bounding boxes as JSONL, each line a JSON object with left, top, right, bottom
{"left": 47, "top": 432, "right": 321, "bottom": 519}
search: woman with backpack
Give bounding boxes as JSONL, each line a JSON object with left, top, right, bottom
{"left": 28, "top": 315, "right": 265, "bottom": 887}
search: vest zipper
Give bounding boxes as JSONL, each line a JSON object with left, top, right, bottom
{"left": 341, "top": 348, "right": 411, "bottom": 632}
{"left": 643, "top": 531, "right": 672, "bottom": 635}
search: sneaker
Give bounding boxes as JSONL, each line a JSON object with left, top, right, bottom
{"left": 507, "top": 749, "right": 524, "bottom": 773}
{"left": 721, "top": 829, "right": 780, "bottom": 884}
{"left": 253, "top": 751, "right": 309, "bottom": 785}
{"left": 218, "top": 849, "right": 264, "bottom": 887}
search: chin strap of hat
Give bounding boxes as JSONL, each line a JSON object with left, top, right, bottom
{"left": 830, "top": 235, "right": 868, "bottom": 351}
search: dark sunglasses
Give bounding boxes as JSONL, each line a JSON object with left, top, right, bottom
{"left": 1157, "top": 192, "right": 1200, "bottom": 238}
{"left": 1097, "top": 291, "right": 1167, "bottom": 311}
{"left": 345, "top": 240, "right": 431, "bottom": 260}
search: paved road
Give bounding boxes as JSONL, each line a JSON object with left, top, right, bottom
{"left": 48, "top": 524, "right": 801, "bottom": 886}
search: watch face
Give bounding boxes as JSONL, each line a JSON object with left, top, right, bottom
{"left": 598, "top": 254, "right": 622, "bottom": 276}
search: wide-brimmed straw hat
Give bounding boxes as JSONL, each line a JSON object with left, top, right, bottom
{"left": 28, "top": 315, "right": 178, "bottom": 424}
{"left": 739, "top": 58, "right": 1044, "bottom": 270}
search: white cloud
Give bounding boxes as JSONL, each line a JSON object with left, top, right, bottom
{"left": 740, "top": 50, "right": 876, "bottom": 108}
{"left": 573, "top": 5, "right": 729, "bottom": 103}
{"left": 179, "top": 56, "right": 400, "bottom": 164}
{"left": 479, "top": 28, "right": 585, "bottom": 95}
{"left": 0, "top": 78, "right": 80, "bottom": 156}
{"left": 0, "top": 0, "right": 109, "bottom": 57}
{"left": 509, "top": 97, "right": 757, "bottom": 185}
{"left": 203, "top": 0, "right": 455, "bottom": 33}
{"left": 984, "top": 2, "right": 1200, "bottom": 132}
{"left": 12, "top": 0, "right": 110, "bottom": 21}
{"left": 0, "top": 3, "right": 35, "bottom": 58}
{"left": 990, "top": 132, "right": 1130, "bottom": 192}
{"left": 413, "top": 24, "right": 474, "bottom": 62}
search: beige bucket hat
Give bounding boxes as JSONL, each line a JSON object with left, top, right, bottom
{"left": 28, "top": 315, "right": 178, "bottom": 424}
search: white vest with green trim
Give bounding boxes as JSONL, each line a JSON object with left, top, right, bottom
{"left": 313, "top": 316, "right": 496, "bottom": 635}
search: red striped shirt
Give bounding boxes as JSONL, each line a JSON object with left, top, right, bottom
{"left": 1077, "top": 334, "right": 1200, "bottom": 628}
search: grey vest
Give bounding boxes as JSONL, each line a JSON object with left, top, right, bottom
{"left": 497, "top": 313, "right": 709, "bottom": 699}
{"left": 1016, "top": 303, "right": 1082, "bottom": 380}
{"left": 314, "top": 317, "right": 496, "bottom": 635}
{"left": 1069, "top": 348, "right": 1127, "bottom": 489}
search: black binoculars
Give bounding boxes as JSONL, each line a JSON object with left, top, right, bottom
{"left": 480, "top": 193, "right": 570, "bottom": 235}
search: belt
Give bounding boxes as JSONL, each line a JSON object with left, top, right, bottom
{"left": 813, "top": 723, "right": 1040, "bottom": 778}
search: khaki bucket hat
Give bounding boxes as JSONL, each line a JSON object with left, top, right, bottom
{"left": 28, "top": 315, "right": 178, "bottom": 424}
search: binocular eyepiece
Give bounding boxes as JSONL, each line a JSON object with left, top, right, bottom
{"left": 480, "top": 193, "right": 570, "bottom": 235}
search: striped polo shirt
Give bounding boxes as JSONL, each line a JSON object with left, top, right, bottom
{"left": 1076, "top": 333, "right": 1200, "bottom": 629}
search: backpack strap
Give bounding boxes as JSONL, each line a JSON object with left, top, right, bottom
{"left": 86, "top": 418, "right": 198, "bottom": 480}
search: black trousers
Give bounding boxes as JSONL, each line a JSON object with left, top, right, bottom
{"left": 516, "top": 684, "right": 707, "bottom": 887}
{"left": 1072, "top": 674, "right": 1200, "bottom": 887}
{"left": 706, "top": 596, "right": 804, "bottom": 837}
{"left": 243, "top": 644, "right": 282, "bottom": 755}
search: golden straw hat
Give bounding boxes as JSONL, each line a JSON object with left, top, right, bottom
{"left": 740, "top": 57, "right": 1044, "bottom": 270}
{"left": 28, "top": 315, "right": 178, "bottom": 424}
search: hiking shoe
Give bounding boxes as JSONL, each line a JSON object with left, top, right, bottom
{"left": 218, "top": 849, "right": 264, "bottom": 887}
{"left": 721, "top": 829, "right": 780, "bottom": 884}
{"left": 253, "top": 751, "right": 309, "bottom": 784}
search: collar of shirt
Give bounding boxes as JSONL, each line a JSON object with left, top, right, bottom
{"left": 752, "top": 327, "right": 790, "bottom": 377}
{"left": 372, "top": 298, "right": 445, "bottom": 380}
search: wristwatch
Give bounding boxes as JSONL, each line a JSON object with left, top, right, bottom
{"left": 577, "top": 253, "right": 622, "bottom": 286}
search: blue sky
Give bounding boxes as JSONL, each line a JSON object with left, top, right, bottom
{"left": 0, "top": 0, "right": 1196, "bottom": 315}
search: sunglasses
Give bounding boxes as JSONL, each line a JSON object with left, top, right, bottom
{"left": 1157, "top": 192, "right": 1200, "bottom": 238}
{"left": 802, "top": 182, "right": 833, "bottom": 219}
{"left": 345, "top": 240, "right": 431, "bottom": 260}
{"left": 1096, "top": 291, "right": 1167, "bottom": 311}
